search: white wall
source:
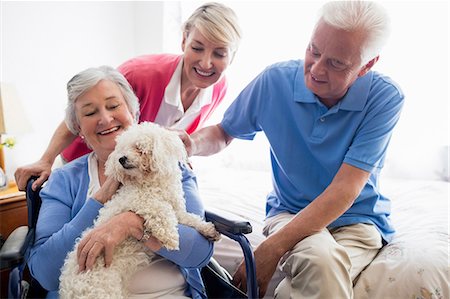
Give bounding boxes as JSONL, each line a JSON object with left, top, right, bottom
{"left": 1, "top": 1, "right": 449, "bottom": 182}
{"left": 1, "top": 1, "right": 166, "bottom": 178}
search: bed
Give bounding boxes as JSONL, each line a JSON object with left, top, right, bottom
{"left": 192, "top": 150, "right": 449, "bottom": 299}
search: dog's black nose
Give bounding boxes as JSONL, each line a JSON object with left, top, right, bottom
{"left": 119, "top": 156, "right": 128, "bottom": 166}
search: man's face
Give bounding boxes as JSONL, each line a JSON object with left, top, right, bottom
{"left": 304, "top": 20, "right": 371, "bottom": 107}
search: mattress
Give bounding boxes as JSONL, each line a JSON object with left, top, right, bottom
{"left": 196, "top": 166, "right": 449, "bottom": 299}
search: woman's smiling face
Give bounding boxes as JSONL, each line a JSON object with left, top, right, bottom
{"left": 75, "top": 79, "right": 134, "bottom": 161}
{"left": 181, "top": 27, "right": 232, "bottom": 89}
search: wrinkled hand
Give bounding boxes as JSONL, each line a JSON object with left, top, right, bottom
{"left": 92, "top": 176, "right": 120, "bottom": 204}
{"left": 174, "top": 130, "right": 195, "bottom": 157}
{"left": 76, "top": 211, "right": 163, "bottom": 272}
{"left": 232, "top": 239, "right": 284, "bottom": 298}
{"left": 77, "top": 212, "right": 133, "bottom": 272}
{"left": 14, "top": 159, "right": 53, "bottom": 191}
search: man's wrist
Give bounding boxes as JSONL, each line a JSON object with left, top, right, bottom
{"left": 267, "top": 232, "right": 293, "bottom": 257}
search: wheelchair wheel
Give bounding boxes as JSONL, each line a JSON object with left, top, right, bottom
{"left": 201, "top": 258, "right": 247, "bottom": 299}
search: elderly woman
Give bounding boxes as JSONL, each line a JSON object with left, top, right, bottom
{"left": 27, "top": 66, "right": 214, "bottom": 299}
{"left": 16, "top": 2, "right": 243, "bottom": 191}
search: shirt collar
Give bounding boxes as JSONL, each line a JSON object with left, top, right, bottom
{"left": 164, "top": 58, "right": 213, "bottom": 111}
{"left": 294, "top": 61, "right": 373, "bottom": 111}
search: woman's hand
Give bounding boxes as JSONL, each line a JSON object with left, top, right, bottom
{"left": 14, "top": 159, "right": 53, "bottom": 191}
{"left": 76, "top": 211, "right": 163, "bottom": 272}
{"left": 92, "top": 176, "right": 120, "bottom": 204}
{"left": 77, "top": 212, "right": 139, "bottom": 271}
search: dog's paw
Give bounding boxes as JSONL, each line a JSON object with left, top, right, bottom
{"left": 202, "top": 222, "right": 221, "bottom": 241}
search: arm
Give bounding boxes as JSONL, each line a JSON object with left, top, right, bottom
{"left": 77, "top": 165, "right": 215, "bottom": 271}
{"left": 267, "top": 163, "right": 370, "bottom": 254}
{"left": 14, "top": 121, "right": 76, "bottom": 190}
{"left": 28, "top": 168, "right": 103, "bottom": 291}
{"left": 179, "top": 124, "right": 234, "bottom": 157}
{"left": 73, "top": 173, "right": 156, "bottom": 271}
{"left": 233, "top": 163, "right": 370, "bottom": 297}
{"left": 76, "top": 211, "right": 151, "bottom": 271}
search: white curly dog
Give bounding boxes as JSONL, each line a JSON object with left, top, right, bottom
{"left": 59, "top": 122, "right": 220, "bottom": 299}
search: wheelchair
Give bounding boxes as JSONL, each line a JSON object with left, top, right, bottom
{"left": 0, "top": 178, "right": 258, "bottom": 298}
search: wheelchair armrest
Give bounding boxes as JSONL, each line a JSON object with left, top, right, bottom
{"left": 0, "top": 226, "right": 29, "bottom": 269}
{"left": 205, "top": 210, "right": 252, "bottom": 235}
{"left": 205, "top": 209, "right": 258, "bottom": 298}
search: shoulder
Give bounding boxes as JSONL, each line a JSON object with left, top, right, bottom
{"left": 40, "top": 156, "right": 90, "bottom": 206}
{"left": 246, "top": 60, "right": 302, "bottom": 90}
{"left": 257, "top": 59, "right": 303, "bottom": 84}
{"left": 370, "top": 71, "right": 405, "bottom": 102}
{"left": 59, "top": 155, "right": 89, "bottom": 174}
{"left": 264, "top": 59, "right": 303, "bottom": 73}
{"left": 118, "top": 54, "right": 182, "bottom": 85}
{"left": 46, "top": 155, "right": 89, "bottom": 190}
{"left": 118, "top": 54, "right": 181, "bottom": 73}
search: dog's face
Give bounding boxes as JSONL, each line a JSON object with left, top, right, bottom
{"left": 105, "top": 122, "right": 187, "bottom": 184}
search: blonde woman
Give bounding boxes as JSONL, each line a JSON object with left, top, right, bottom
{"left": 16, "top": 2, "right": 242, "bottom": 191}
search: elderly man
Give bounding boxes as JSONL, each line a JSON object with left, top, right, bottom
{"left": 179, "top": 1, "right": 404, "bottom": 298}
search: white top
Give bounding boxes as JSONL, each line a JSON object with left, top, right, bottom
{"left": 87, "top": 152, "right": 100, "bottom": 200}
{"left": 153, "top": 58, "right": 213, "bottom": 130}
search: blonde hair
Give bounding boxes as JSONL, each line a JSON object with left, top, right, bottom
{"left": 182, "top": 2, "right": 242, "bottom": 53}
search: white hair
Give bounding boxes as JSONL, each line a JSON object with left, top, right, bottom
{"left": 318, "top": 1, "right": 391, "bottom": 65}
{"left": 65, "top": 66, "right": 140, "bottom": 135}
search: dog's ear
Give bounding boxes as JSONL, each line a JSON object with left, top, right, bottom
{"left": 136, "top": 140, "right": 154, "bottom": 174}
{"left": 162, "top": 130, "right": 189, "bottom": 165}
{"left": 144, "top": 129, "right": 187, "bottom": 176}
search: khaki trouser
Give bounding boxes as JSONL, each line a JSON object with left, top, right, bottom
{"left": 263, "top": 213, "right": 383, "bottom": 299}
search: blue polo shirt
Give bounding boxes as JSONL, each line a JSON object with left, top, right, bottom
{"left": 221, "top": 59, "right": 404, "bottom": 243}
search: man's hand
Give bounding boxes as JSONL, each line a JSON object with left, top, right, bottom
{"left": 173, "top": 125, "right": 234, "bottom": 157}
{"left": 174, "top": 130, "right": 196, "bottom": 157}
{"left": 232, "top": 238, "right": 285, "bottom": 298}
{"left": 14, "top": 159, "right": 53, "bottom": 191}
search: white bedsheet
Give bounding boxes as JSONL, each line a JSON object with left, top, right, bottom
{"left": 196, "top": 167, "right": 449, "bottom": 299}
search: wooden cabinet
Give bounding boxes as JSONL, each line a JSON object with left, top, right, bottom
{"left": 0, "top": 193, "right": 27, "bottom": 237}
{"left": 0, "top": 184, "right": 27, "bottom": 298}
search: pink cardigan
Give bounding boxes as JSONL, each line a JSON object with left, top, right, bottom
{"left": 61, "top": 54, "right": 227, "bottom": 162}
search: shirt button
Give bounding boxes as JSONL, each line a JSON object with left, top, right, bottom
{"left": 320, "top": 117, "right": 325, "bottom": 122}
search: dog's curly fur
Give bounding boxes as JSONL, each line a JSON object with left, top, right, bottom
{"left": 59, "top": 122, "right": 220, "bottom": 299}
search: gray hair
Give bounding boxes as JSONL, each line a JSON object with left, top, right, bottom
{"left": 182, "top": 2, "right": 242, "bottom": 54}
{"left": 318, "top": 1, "right": 391, "bottom": 65}
{"left": 65, "top": 66, "right": 140, "bottom": 135}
